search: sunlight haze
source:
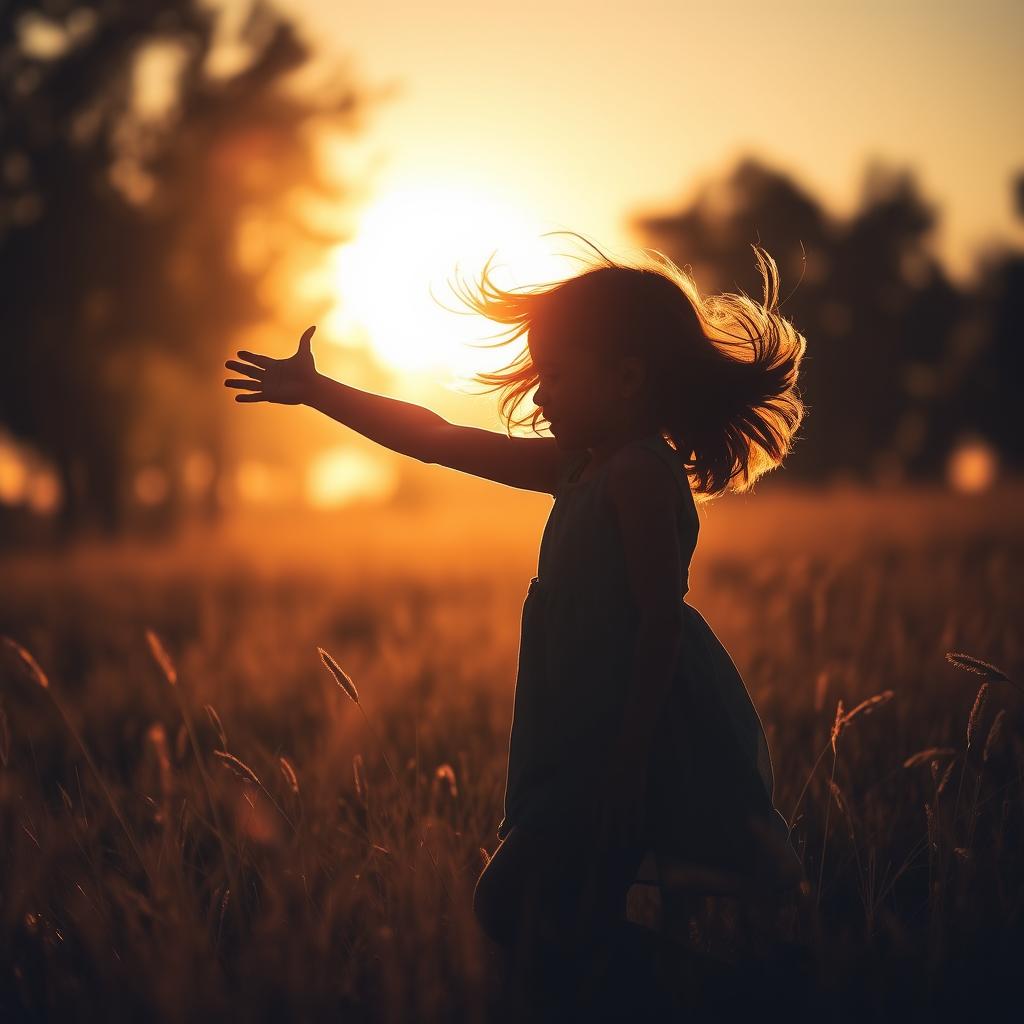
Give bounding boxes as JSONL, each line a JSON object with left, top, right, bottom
{"left": 288, "top": 0, "right": 1023, "bottom": 287}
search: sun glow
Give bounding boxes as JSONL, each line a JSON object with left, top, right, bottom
{"left": 321, "top": 181, "right": 576, "bottom": 377}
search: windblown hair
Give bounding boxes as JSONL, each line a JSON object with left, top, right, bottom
{"left": 446, "top": 232, "right": 808, "bottom": 501}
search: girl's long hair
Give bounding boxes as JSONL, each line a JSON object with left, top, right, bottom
{"left": 445, "top": 231, "right": 808, "bottom": 500}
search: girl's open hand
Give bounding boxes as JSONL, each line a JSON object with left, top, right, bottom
{"left": 224, "top": 325, "right": 318, "bottom": 406}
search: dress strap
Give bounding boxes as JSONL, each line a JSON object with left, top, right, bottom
{"left": 630, "top": 434, "right": 693, "bottom": 503}
{"left": 553, "top": 449, "right": 591, "bottom": 491}
{"left": 565, "top": 449, "right": 591, "bottom": 485}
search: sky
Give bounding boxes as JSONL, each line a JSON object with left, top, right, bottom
{"left": 8, "top": 1, "right": 1023, "bottom": 512}
{"left": 284, "top": 0, "right": 1023, "bottom": 287}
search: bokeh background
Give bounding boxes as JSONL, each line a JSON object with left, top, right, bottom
{"left": 2, "top": 0, "right": 1022, "bottom": 544}
{"left": 2, "top": 2, "right": 1023, "bottom": 1020}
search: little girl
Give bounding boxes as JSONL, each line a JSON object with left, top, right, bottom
{"left": 224, "top": 234, "right": 807, "bottom": 1015}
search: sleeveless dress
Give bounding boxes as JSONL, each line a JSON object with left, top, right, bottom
{"left": 497, "top": 432, "right": 799, "bottom": 886}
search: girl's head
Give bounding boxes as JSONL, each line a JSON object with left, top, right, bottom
{"left": 450, "top": 232, "right": 808, "bottom": 500}
{"left": 525, "top": 277, "right": 658, "bottom": 453}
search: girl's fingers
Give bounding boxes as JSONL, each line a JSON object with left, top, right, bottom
{"left": 235, "top": 392, "right": 267, "bottom": 403}
{"left": 224, "top": 359, "right": 265, "bottom": 379}
{"left": 236, "top": 350, "right": 275, "bottom": 369}
{"left": 224, "top": 379, "right": 263, "bottom": 390}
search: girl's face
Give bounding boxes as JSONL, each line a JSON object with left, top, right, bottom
{"left": 530, "top": 333, "right": 640, "bottom": 449}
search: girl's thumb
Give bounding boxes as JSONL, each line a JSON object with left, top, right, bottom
{"left": 299, "top": 325, "right": 316, "bottom": 354}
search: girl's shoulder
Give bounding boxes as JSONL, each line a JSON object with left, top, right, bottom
{"left": 608, "top": 435, "right": 693, "bottom": 504}
{"left": 553, "top": 434, "right": 692, "bottom": 502}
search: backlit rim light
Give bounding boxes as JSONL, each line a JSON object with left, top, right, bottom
{"left": 321, "top": 180, "right": 576, "bottom": 376}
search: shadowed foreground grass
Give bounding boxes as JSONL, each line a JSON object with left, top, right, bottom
{"left": 1, "top": 488, "right": 1022, "bottom": 1022}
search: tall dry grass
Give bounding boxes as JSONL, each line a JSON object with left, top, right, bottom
{"left": 0, "top": 495, "right": 1021, "bottom": 1021}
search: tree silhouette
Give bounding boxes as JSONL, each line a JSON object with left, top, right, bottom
{"left": 969, "top": 170, "right": 1024, "bottom": 471}
{"left": 631, "top": 155, "right": 968, "bottom": 485}
{"left": 0, "top": 0, "right": 387, "bottom": 539}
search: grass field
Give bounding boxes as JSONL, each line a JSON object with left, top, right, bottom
{"left": 1, "top": 481, "right": 1022, "bottom": 1021}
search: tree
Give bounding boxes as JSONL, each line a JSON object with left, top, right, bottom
{"left": 961, "top": 171, "right": 1024, "bottom": 472}
{"left": 0, "top": 0, "right": 388, "bottom": 539}
{"left": 630, "top": 155, "right": 966, "bottom": 484}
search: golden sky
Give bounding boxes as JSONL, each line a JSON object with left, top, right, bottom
{"left": 236, "top": 0, "right": 1024, "bottom": 509}
{"left": 285, "top": 0, "right": 1023, "bottom": 287}
{"left": 8, "top": 1, "right": 1020, "bottom": 514}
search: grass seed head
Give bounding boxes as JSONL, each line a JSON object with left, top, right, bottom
{"left": 828, "top": 779, "right": 847, "bottom": 816}
{"left": 214, "top": 749, "right": 261, "bottom": 787}
{"left": 830, "top": 690, "right": 895, "bottom": 756}
{"left": 57, "top": 783, "right": 73, "bottom": 812}
{"left": 145, "top": 629, "right": 177, "bottom": 686}
{"left": 903, "top": 746, "right": 957, "bottom": 768}
{"left": 318, "top": 647, "right": 360, "bottom": 704}
{"left": 204, "top": 704, "right": 228, "bottom": 749}
{"left": 279, "top": 755, "right": 300, "bottom": 795}
{"left": 2, "top": 636, "right": 49, "bottom": 689}
{"left": 945, "top": 651, "right": 1010, "bottom": 683}
{"left": 830, "top": 699, "right": 845, "bottom": 754}
{"left": 966, "top": 682, "right": 990, "bottom": 750}
{"left": 434, "top": 763, "right": 458, "bottom": 798}
{"left": 841, "top": 689, "right": 895, "bottom": 726}
{"left": 145, "top": 722, "right": 173, "bottom": 799}
{"left": 936, "top": 758, "right": 957, "bottom": 796}
{"left": 352, "top": 752, "right": 367, "bottom": 803}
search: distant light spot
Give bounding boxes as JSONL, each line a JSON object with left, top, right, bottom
{"left": 307, "top": 448, "right": 398, "bottom": 508}
{"left": 947, "top": 436, "right": 998, "bottom": 494}
{"left": 134, "top": 466, "right": 169, "bottom": 506}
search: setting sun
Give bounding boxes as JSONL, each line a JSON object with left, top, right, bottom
{"left": 321, "top": 180, "right": 576, "bottom": 376}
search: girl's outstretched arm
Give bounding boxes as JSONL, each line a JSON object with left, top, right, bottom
{"left": 225, "top": 325, "right": 570, "bottom": 492}
{"left": 225, "top": 325, "right": 447, "bottom": 456}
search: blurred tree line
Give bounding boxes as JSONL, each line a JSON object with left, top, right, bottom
{"left": 632, "top": 159, "right": 1024, "bottom": 487}
{"left": 0, "top": 0, "right": 388, "bottom": 542}
{"left": 1, "top": 1, "right": 1021, "bottom": 544}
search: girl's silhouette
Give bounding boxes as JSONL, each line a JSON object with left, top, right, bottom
{"left": 224, "top": 234, "right": 808, "bottom": 1018}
